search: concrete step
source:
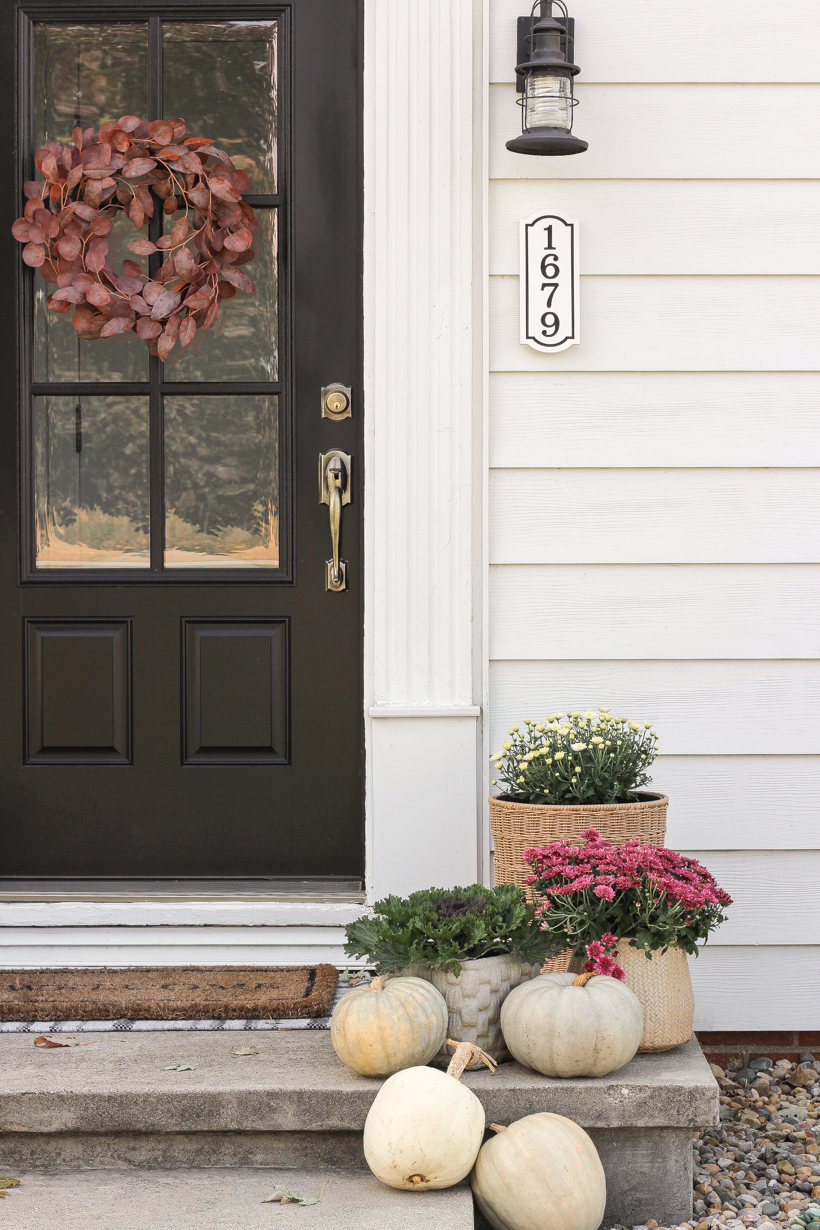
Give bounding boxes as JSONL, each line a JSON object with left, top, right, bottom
{"left": 0, "top": 1030, "right": 718, "bottom": 1227}
{"left": 2, "top": 1167, "right": 475, "bottom": 1230}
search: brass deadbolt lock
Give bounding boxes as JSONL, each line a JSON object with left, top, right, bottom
{"left": 321, "top": 383, "right": 352, "bottom": 421}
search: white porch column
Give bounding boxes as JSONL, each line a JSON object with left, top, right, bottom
{"left": 364, "top": 0, "right": 488, "bottom": 899}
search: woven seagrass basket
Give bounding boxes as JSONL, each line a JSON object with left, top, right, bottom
{"left": 563, "top": 944, "right": 695, "bottom": 1051}
{"left": 615, "top": 943, "right": 695, "bottom": 1053}
{"left": 492, "top": 791, "right": 668, "bottom": 975}
{"left": 489, "top": 791, "right": 668, "bottom": 893}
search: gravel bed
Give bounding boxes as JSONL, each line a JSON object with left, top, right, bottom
{"left": 614, "top": 1052, "right": 820, "bottom": 1230}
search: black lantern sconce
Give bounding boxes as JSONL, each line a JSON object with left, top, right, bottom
{"left": 506, "top": 0, "right": 588, "bottom": 157}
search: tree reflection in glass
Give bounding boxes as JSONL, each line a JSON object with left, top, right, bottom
{"left": 34, "top": 396, "right": 150, "bottom": 568}
{"left": 164, "top": 211, "right": 278, "bottom": 383}
{"left": 163, "top": 21, "right": 277, "bottom": 192}
{"left": 165, "top": 395, "right": 279, "bottom": 568}
{"left": 32, "top": 23, "right": 150, "bottom": 382}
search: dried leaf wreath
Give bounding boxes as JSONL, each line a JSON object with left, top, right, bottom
{"left": 12, "top": 114, "right": 257, "bottom": 360}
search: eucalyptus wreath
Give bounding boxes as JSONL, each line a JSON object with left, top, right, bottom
{"left": 12, "top": 114, "right": 258, "bottom": 360}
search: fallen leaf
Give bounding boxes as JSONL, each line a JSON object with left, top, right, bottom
{"left": 34, "top": 1035, "right": 67, "bottom": 1048}
{"left": 262, "top": 1180, "right": 326, "bottom": 1206}
{"left": 0, "top": 1179, "right": 21, "bottom": 1190}
{"left": 163, "top": 1059, "right": 200, "bottom": 1071}
{"left": 230, "top": 1045, "right": 259, "bottom": 1057}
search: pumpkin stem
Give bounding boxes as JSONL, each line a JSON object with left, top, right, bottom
{"left": 572, "top": 972, "right": 596, "bottom": 987}
{"left": 370, "top": 976, "right": 383, "bottom": 992}
{"left": 409, "top": 1175, "right": 425, "bottom": 1186}
{"left": 489, "top": 1123, "right": 507, "bottom": 1134}
{"left": 445, "top": 1039, "right": 498, "bottom": 1080}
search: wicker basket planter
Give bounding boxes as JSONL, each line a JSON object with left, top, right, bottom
{"left": 489, "top": 792, "right": 668, "bottom": 893}
{"left": 404, "top": 954, "right": 541, "bottom": 1068}
{"left": 615, "top": 943, "right": 695, "bottom": 1053}
{"left": 565, "top": 942, "right": 694, "bottom": 1052}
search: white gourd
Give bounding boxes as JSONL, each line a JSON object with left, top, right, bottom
{"left": 500, "top": 971, "right": 643, "bottom": 1077}
{"left": 331, "top": 975, "right": 448, "bottom": 1077}
{"left": 363, "top": 1040, "right": 496, "bottom": 1190}
{"left": 472, "top": 1113, "right": 607, "bottom": 1230}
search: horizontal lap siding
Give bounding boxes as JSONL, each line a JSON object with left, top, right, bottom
{"left": 490, "top": 276, "right": 820, "bottom": 372}
{"left": 489, "top": 374, "right": 820, "bottom": 468}
{"left": 689, "top": 948, "right": 820, "bottom": 1031}
{"left": 489, "top": 0, "right": 820, "bottom": 84}
{"left": 490, "top": 182, "right": 820, "bottom": 276}
{"left": 490, "top": 471, "right": 820, "bottom": 563}
{"left": 489, "top": 85, "right": 820, "bottom": 180}
{"left": 487, "top": 0, "right": 819, "bottom": 1028}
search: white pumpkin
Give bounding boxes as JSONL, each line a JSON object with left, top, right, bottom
{"left": 472, "top": 1113, "right": 607, "bottom": 1230}
{"left": 363, "top": 1040, "right": 495, "bottom": 1190}
{"left": 331, "top": 975, "right": 448, "bottom": 1077}
{"left": 500, "top": 971, "right": 643, "bottom": 1077}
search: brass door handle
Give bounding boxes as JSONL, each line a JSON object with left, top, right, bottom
{"left": 319, "top": 450, "right": 352, "bottom": 592}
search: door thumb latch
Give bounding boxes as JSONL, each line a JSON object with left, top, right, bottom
{"left": 319, "top": 450, "right": 352, "bottom": 592}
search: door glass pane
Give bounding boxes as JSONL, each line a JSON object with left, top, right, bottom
{"left": 33, "top": 23, "right": 148, "bottom": 150}
{"left": 32, "top": 23, "right": 150, "bottom": 383}
{"left": 163, "top": 22, "right": 278, "bottom": 192}
{"left": 165, "top": 395, "right": 279, "bottom": 568}
{"left": 164, "top": 210, "right": 278, "bottom": 382}
{"left": 34, "top": 396, "right": 150, "bottom": 569}
{"left": 33, "top": 215, "right": 149, "bottom": 383}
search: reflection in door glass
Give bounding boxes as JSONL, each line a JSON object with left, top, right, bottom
{"left": 164, "top": 211, "right": 278, "bottom": 382}
{"left": 165, "top": 396, "right": 279, "bottom": 568}
{"left": 34, "top": 397, "right": 150, "bottom": 568}
{"left": 33, "top": 23, "right": 148, "bottom": 150}
{"left": 163, "top": 22, "right": 278, "bottom": 192}
{"left": 32, "top": 25, "right": 151, "bottom": 382}
{"left": 33, "top": 214, "right": 149, "bottom": 383}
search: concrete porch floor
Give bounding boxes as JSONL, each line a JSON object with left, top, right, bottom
{"left": 0, "top": 1029, "right": 718, "bottom": 1228}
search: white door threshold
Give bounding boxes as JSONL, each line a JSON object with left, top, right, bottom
{"left": 0, "top": 879, "right": 366, "bottom": 905}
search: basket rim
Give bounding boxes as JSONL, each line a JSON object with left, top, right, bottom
{"left": 488, "top": 791, "right": 668, "bottom": 812}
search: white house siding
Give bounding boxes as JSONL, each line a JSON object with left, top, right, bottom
{"left": 487, "top": 0, "right": 820, "bottom": 1028}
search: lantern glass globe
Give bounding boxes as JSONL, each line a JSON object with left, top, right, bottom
{"left": 524, "top": 70, "right": 573, "bottom": 131}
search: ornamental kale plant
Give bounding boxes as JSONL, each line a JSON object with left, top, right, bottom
{"left": 344, "top": 885, "right": 561, "bottom": 976}
{"left": 526, "top": 830, "right": 732, "bottom": 957}
{"left": 491, "top": 709, "right": 658, "bottom": 804}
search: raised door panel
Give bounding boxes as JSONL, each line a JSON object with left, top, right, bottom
{"left": 183, "top": 620, "right": 288, "bottom": 765}
{"left": 26, "top": 620, "right": 131, "bottom": 764}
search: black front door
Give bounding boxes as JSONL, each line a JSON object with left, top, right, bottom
{"left": 0, "top": 2, "right": 363, "bottom": 880}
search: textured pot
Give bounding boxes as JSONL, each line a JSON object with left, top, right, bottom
{"left": 615, "top": 943, "right": 695, "bottom": 1053}
{"left": 404, "top": 954, "right": 541, "bottom": 1068}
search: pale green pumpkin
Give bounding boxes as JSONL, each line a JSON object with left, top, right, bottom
{"left": 500, "top": 971, "right": 643, "bottom": 1077}
{"left": 472, "top": 1113, "right": 607, "bottom": 1230}
{"left": 330, "top": 975, "right": 447, "bottom": 1077}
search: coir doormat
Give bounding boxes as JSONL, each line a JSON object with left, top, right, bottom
{"left": 0, "top": 965, "right": 338, "bottom": 1022}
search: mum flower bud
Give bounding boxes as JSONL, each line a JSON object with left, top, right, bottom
{"left": 503, "top": 741, "right": 512, "bottom": 750}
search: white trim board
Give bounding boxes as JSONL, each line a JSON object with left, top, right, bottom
{"left": 363, "top": 0, "right": 487, "bottom": 900}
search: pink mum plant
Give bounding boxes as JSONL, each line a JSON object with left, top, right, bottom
{"left": 525, "top": 829, "right": 732, "bottom": 960}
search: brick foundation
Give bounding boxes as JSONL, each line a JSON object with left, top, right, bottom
{"left": 696, "top": 1031, "right": 820, "bottom": 1070}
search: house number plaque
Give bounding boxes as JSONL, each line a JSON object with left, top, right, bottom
{"left": 520, "top": 212, "right": 580, "bottom": 353}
